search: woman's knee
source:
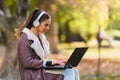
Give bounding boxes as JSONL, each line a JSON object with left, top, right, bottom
{"left": 72, "top": 68, "right": 79, "bottom": 74}
{"left": 64, "top": 68, "right": 79, "bottom": 76}
{"left": 64, "top": 68, "right": 74, "bottom": 74}
{"left": 64, "top": 68, "right": 80, "bottom": 80}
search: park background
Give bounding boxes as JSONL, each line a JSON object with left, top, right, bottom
{"left": 0, "top": 0, "right": 120, "bottom": 80}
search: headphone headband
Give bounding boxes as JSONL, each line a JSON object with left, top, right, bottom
{"left": 35, "top": 11, "right": 46, "bottom": 21}
{"left": 33, "top": 11, "right": 46, "bottom": 27}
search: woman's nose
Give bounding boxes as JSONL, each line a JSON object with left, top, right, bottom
{"left": 46, "top": 26, "right": 49, "bottom": 30}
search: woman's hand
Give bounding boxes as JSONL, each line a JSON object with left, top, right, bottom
{"left": 52, "top": 60, "right": 67, "bottom": 66}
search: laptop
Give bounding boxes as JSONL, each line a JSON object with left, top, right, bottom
{"left": 44, "top": 47, "right": 88, "bottom": 70}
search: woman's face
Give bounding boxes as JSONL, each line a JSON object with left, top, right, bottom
{"left": 36, "top": 18, "right": 51, "bottom": 34}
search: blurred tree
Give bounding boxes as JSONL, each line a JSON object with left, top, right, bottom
{"left": 0, "top": 0, "right": 67, "bottom": 79}
{"left": 0, "top": 0, "right": 29, "bottom": 80}
{"left": 0, "top": 0, "right": 119, "bottom": 79}
{"left": 57, "top": 0, "right": 109, "bottom": 42}
{"left": 39, "top": 0, "right": 63, "bottom": 53}
{"left": 108, "top": 0, "right": 120, "bottom": 29}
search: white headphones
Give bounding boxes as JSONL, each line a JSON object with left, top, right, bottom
{"left": 33, "top": 11, "right": 46, "bottom": 27}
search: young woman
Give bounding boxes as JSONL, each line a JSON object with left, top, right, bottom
{"left": 16, "top": 8, "right": 80, "bottom": 80}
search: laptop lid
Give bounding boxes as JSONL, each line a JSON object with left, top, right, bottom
{"left": 65, "top": 47, "right": 88, "bottom": 68}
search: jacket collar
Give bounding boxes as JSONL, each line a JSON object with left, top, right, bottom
{"left": 22, "top": 28, "right": 50, "bottom": 59}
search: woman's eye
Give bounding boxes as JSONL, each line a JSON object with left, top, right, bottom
{"left": 45, "top": 24, "right": 49, "bottom": 27}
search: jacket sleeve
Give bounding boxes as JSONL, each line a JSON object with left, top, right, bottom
{"left": 18, "top": 38, "right": 43, "bottom": 69}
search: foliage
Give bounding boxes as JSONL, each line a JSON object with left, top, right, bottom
{"left": 3, "top": 0, "right": 120, "bottom": 42}
{"left": 106, "top": 0, "right": 120, "bottom": 40}
{"left": 4, "top": 0, "right": 41, "bottom": 16}
{"left": 108, "top": 30, "right": 120, "bottom": 40}
{"left": 56, "top": 0, "right": 120, "bottom": 42}
{"left": 108, "top": 0, "right": 120, "bottom": 30}
{"left": 29, "top": 0, "right": 40, "bottom": 11}
{"left": 57, "top": 0, "right": 106, "bottom": 41}
{"left": 4, "top": 0, "right": 16, "bottom": 16}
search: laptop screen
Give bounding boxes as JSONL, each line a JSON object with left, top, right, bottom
{"left": 65, "top": 47, "right": 88, "bottom": 68}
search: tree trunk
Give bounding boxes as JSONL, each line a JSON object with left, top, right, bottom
{"left": 0, "top": 15, "right": 20, "bottom": 80}
{"left": 0, "top": 39, "right": 20, "bottom": 80}
{"left": 39, "top": 0, "right": 62, "bottom": 54}
{"left": 65, "top": 20, "right": 72, "bottom": 43}
{"left": 0, "top": 0, "right": 29, "bottom": 80}
{"left": 0, "top": 0, "right": 60, "bottom": 80}
{"left": 47, "top": 21, "right": 61, "bottom": 54}
{"left": 0, "top": 5, "right": 21, "bottom": 79}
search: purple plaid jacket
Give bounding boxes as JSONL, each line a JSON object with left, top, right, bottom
{"left": 18, "top": 33, "right": 63, "bottom": 80}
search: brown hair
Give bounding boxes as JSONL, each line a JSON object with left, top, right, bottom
{"left": 15, "top": 8, "right": 50, "bottom": 39}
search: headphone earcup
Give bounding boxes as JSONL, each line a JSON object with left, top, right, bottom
{"left": 33, "top": 21, "right": 40, "bottom": 27}
{"left": 33, "top": 11, "right": 46, "bottom": 27}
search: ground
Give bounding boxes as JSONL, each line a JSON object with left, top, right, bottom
{"left": 0, "top": 40, "right": 120, "bottom": 80}
{"left": 48, "top": 40, "right": 120, "bottom": 79}
{"left": 47, "top": 52, "right": 120, "bottom": 80}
